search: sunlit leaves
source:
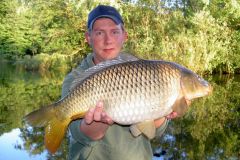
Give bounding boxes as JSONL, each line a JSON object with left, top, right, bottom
{"left": 0, "top": 0, "right": 239, "bottom": 73}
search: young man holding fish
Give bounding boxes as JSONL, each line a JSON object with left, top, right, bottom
{"left": 62, "top": 5, "right": 177, "bottom": 160}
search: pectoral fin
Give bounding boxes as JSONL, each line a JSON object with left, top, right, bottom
{"left": 130, "top": 120, "right": 156, "bottom": 139}
{"left": 130, "top": 124, "right": 142, "bottom": 137}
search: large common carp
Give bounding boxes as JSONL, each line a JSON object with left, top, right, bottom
{"left": 24, "top": 56, "right": 212, "bottom": 154}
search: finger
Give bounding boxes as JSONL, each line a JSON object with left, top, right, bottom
{"left": 84, "top": 108, "right": 94, "bottom": 124}
{"left": 101, "top": 111, "right": 106, "bottom": 117}
{"left": 166, "top": 111, "right": 178, "bottom": 119}
{"left": 93, "top": 101, "right": 104, "bottom": 121}
{"left": 166, "top": 113, "right": 172, "bottom": 119}
{"left": 106, "top": 117, "right": 114, "bottom": 125}
{"left": 172, "top": 111, "right": 178, "bottom": 118}
{"left": 101, "top": 112, "right": 114, "bottom": 125}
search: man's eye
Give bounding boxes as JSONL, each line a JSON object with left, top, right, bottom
{"left": 95, "top": 31, "right": 103, "bottom": 36}
{"left": 113, "top": 30, "right": 120, "bottom": 34}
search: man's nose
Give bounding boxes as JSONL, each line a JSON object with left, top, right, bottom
{"left": 104, "top": 33, "right": 113, "bottom": 44}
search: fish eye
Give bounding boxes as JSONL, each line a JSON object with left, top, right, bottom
{"left": 196, "top": 75, "right": 204, "bottom": 82}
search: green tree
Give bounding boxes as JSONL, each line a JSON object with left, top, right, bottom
{"left": 0, "top": 0, "right": 240, "bottom": 73}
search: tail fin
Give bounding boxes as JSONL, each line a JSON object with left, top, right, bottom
{"left": 24, "top": 104, "right": 56, "bottom": 127}
{"left": 24, "top": 104, "right": 70, "bottom": 154}
{"left": 44, "top": 117, "right": 70, "bottom": 154}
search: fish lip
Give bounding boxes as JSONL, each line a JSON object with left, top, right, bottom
{"left": 207, "top": 85, "right": 213, "bottom": 95}
{"left": 186, "top": 85, "right": 213, "bottom": 100}
{"left": 203, "top": 85, "right": 213, "bottom": 96}
{"left": 202, "top": 85, "right": 213, "bottom": 97}
{"left": 202, "top": 81, "right": 213, "bottom": 94}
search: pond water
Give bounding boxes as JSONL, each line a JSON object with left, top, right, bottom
{"left": 0, "top": 61, "right": 239, "bottom": 160}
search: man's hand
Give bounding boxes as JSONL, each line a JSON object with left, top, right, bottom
{"left": 84, "top": 101, "right": 114, "bottom": 125}
{"left": 80, "top": 101, "right": 113, "bottom": 140}
{"left": 154, "top": 111, "right": 178, "bottom": 128}
{"left": 166, "top": 111, "right": 178, "bottom": 120}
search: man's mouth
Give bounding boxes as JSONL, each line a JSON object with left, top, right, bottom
{"left": 103, "top": 48, "right": 114, "bottom": 52}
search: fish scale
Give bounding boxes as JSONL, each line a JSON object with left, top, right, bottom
{"left": 59, "top": 60, "right": 180, "bottom": 124}
{"left": 66, "top": 60, "right": 179, "bottom": 124}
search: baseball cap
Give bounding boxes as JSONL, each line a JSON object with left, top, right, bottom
{"left": 87, "top": 5, "right": 124, "bottom": 30}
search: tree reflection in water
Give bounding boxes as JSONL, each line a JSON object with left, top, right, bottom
{"left": 19, "top": 126, "right": 69, "bottom": 160}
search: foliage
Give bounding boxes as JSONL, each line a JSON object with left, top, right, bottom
{"left": 160, "top": 10, "right": 235, "bottom": 73}
{"left": 0, "top": 0, "right": 240, "bottom": 73}
{"left": 121, "top": 0, "right": 240, "bottom": 74}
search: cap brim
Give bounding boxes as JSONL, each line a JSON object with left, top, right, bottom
{"left": 89, "top": 15, "right": 122, "bottom": 30}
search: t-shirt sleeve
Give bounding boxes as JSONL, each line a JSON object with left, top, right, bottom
{"left": 69, "top": 119, "right": 96, "bottom": 145}
{"left": 61, "top": 70, "right": 95, "bottom": 145}
{"left": 61, "top": 72, "right": 74, "bottom": 98}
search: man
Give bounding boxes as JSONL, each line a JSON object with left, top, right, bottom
{"left": 61, "top": 5, "right": 177, "bottom": 160}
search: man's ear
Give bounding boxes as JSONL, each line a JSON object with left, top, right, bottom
{"left": 85, "top": 32, "right": 92, "bottom": 45}
{"left": 124, "top": 31, "right": 128, "bottom": 42}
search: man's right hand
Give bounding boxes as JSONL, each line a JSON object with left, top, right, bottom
{"left": 80, "top": 101, "right": 114, "bottom": 140}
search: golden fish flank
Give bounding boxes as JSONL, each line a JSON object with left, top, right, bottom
{"left": 24, "top": 58, "right": 212, "bottom": 154}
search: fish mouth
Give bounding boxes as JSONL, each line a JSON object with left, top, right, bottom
{"left": 201, "top": 84, "right": 213, "bottom": 97}
{"left": 206, "top": 84, "right": 213, "bottom": 94}
{"left": 202, "top": 81, "right": 213, "bottom": 95}
{"left": 188, "top": 84, "right": 213, "bottom": 100}
{"left": 199, "top": 85, "right": 213, "bottom": 98}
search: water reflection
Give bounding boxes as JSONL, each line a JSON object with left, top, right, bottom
{"left": 0, "top": 62, "right": 239, "bottom": 159}
{"left": 0, "top": 128, "right": 47, "bottom": 160}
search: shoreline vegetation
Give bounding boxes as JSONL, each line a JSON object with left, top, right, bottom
{"left": 1, "top": 0, "right": 239, "bottom": 75}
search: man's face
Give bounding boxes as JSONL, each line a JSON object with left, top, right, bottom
{"left": 86, "top": 18, "right": 127, "bottom": 64}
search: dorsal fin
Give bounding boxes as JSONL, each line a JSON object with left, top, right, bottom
{"left": 69, "top": 53, "right": 139, "bottom": 91}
